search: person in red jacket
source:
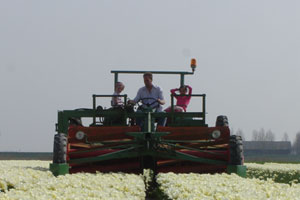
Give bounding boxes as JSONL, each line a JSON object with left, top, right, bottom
{"left": 165, "top": 85, "right": 192, "bottom": 112}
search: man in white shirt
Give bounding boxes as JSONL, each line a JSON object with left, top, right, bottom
{"left": 129, "top": 72, "right": 166, "bottom": 126}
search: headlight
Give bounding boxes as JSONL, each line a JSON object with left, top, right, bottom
{"left": 75, "top": 131, "right": 85, "bottom": 140}
{"left": 211, "top": 130, "right": 221, "bottom": 139}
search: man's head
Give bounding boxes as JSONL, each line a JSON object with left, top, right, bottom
{"left": 115, "top": 82, "right": 125, "bottom": 93}
{"left": 143, "top": 72, "right": 153, "bottom": 88}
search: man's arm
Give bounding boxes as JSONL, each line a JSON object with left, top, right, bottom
{"left": 157, "top": 99, "right": 165, "bottom": 105}
{"left": 128, "top": 88, "right": 141, "bottom": 105}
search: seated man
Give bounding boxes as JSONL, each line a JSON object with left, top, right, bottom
{"left": 128, "top": 72, "right": 166, "bottom": 127}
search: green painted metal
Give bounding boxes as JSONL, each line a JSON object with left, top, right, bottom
{"left": 180, "top": 74, "right": 184, "bottom": 87}
{"left": 227, "top": 165, "right": 247, "bottom": 177}
{"left": 57, "top": 111, "right": 69, "bottom": 135}
{"left": 202, "top": 94, "right": 206, "bottom": 123}
{"left": 114, "top": 72, "right": 118, "bottom": 90}
{"left": 110, "top": 70, "right": 194, "bottom": 75}
{"left": 49, "top": 163, "right": 69, "bottom": 176}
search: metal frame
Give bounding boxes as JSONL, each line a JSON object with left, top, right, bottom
{"left": 111, "top": 70, "right": 194, "bottom": 89}
{"left": 50, "top": 68, "right": 246, "bottom": 177}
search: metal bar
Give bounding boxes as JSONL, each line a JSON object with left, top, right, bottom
{"left": 101, "top": 140, "right": 134, "bottom": 144}
{"left": 170, "top": 93, "right": 174, "bottom": 125}
{"left": 147, "top": 112, "right": 151, "bottom": 132}
{"left": 203, "top": 94, "right": 206, "bottom": 123}
{"left": 61, "top": 110, "right": 105, "bottom": 118}
{"left": 172, "top": 94, "right": 206, "bottom": 97}
{"left": 156, "top": 151, "right": 227, "bottom": 165}
{"left": 152, "top": 112, "right": 204, "bottom": 118}
{"left": 161, "top": 142, "right": 226, "bottom": 156}
{"left": 57, "top": 111, "right": 69, "bottom": 135}
{"left": 93, "top": 94, "right": 128, "bottom": 98}
{"left": 124, "top": 95, "right": 127, "bottom": 106}
{"left": 57, "top": 111, "right": 64, "bottom": 133}
{"left": 180, "top": 74, "right": 184, "bottom": 87}
{"left": 127, "top": 112, "right": 146, "bottom": 118}
{"left": 68, "top": 147, "right": 139, "bottom": 164}
{"left": 69, "top": 143, "right": 137, "bottom": 155}
{"left": 111, "top": 70, "right": 194, "bottom": 75}
{"left": 161, "top": 139, "right": 215, "bottom": 143}
{"left": 114, "top": 72, "right": 118, "bottom": 90}
{"left": 151, "top": 132, "right": 170, "bottom": 137}
{"left": 92, "top": 95, "right": 96, "bottom": 124}
{"left": 171, "top": 94, "right": 174, "bottom": 111}
{"left": 58, "top": 110, "right": 201, "bottom": 124}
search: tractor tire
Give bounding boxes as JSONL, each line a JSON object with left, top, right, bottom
{"left": 53, "top": 133, "right": 67, "bottom": 164}
{"left": 216, "top": 115, "right": 229, "bottom": 127}
{"left": 229, "top": 135, "right": 244, "bottom": 165}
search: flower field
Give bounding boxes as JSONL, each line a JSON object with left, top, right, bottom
{"left": 1, "top": 161, "right": 300, "bottom": 200}
{"left": 0, "top": 161, "right": 146, "bottom": 200}
{"left": 246, "top": 163, "right": 300, "bottom": 184}
{"left": 157, "top": 172, "right": 300, "bottom": 200}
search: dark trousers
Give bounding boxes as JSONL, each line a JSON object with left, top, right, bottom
{"left": 136, "top": 109, "right": 166, "bottom": 129}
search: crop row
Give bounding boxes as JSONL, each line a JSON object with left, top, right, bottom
{"left": 1, "top": 161, "right": 300, "bottom": 200}
{"left": 157, "top": 172, "right": 300, "bottom": 200}
{"left": 0, "top": 161, "right": 145, "bottom": 200}
{"left": 246, "top": 163, "right": 300, "bottom": 184}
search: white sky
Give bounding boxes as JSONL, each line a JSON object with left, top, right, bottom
{"left": 0, "top": 0, "right": 299, "bottom": 151}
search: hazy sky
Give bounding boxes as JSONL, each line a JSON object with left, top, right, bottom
{"left": 0, "top": 0, "right": 300, "bottom": 152}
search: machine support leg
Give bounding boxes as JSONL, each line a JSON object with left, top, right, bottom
{"left": 50, "top": 163, "right": 69, "bottom": 176}
{"left": 226, "top": 165, "right": 247, "bottom": 178}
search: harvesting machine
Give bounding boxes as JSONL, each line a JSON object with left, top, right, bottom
{"left": 50, "top": 60, "right": 246, "bottom": 177}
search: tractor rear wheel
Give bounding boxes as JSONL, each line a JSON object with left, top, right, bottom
{"left": 216, "top": 115, "right": 229, "bottom": 127}
{"left": 229, "top": 135, "right": 244, "bottom": 165}
{"left": 53, "top": 133, "right": 67, "bottom": 163}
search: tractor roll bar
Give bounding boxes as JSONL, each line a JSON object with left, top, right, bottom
{"left": 111, "top": 70, "right": 195, "bottom": 90}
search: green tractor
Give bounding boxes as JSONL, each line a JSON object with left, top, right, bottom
{"left": 50, "top": 60, "right": 246, "bottom": 177}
